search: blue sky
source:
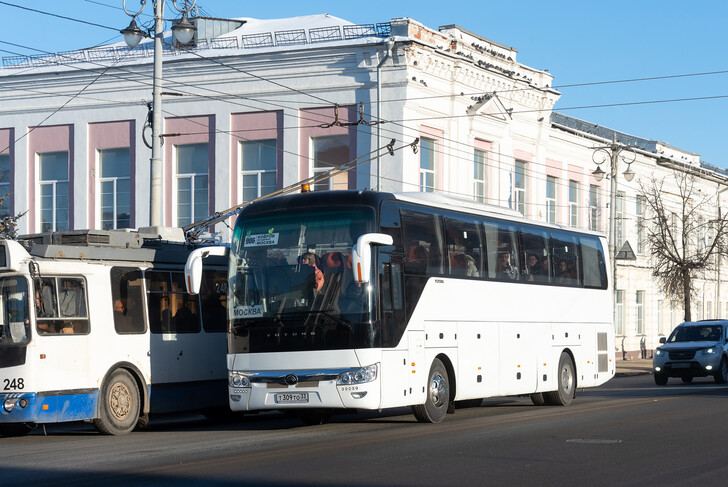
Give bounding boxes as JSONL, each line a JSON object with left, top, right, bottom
{"left": 2, "top": 0, "right": 727, "bottom": 167}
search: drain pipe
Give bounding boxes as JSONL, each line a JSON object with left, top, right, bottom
{"left": 376, "top": 37, "right": 395, "bottom": 191}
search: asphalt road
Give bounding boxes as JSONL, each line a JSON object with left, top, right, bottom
{"left": 2, "top": 374, "right": 727, "bottom": 486}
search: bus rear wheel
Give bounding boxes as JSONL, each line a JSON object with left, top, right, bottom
{"left": 543, "top": 352, "right": 575, "bottom": 406}
{"left": 412, "top": 358, "right": 450, "bottom": 423}
{"left": 93, "top": 369, "right": 140, "bottom": 435}
{"left": 0, "top": 422, "right": 34, "bottom": 437}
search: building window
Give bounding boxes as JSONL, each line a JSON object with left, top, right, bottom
{"left": 568, "top": 180, "right": 578, "bottom": 227}
{"left": 636, "top": 196, "right": 645, "bottom": 253}
{"left": 615, "top": 290, "right": 624, "bottom": 335}
{"left": 175, "top": 143, "right": 208, "bottom": 227}
{"left": 589, "top": 184, "right": 600, "bottom": 231}
{"left": 420, "top": 137, "right": 436, "bottom": 193}
{"left": 312, "top": 135, "right": 349, "bottom": 191}
{"left": 39, "top": 151, "right": 69, "bottom": 232}
{"left": 474, "top": 149, "right": 487, "bottom": 203}
{"left": 99, "top": 148, "right": 130, "bottom": 230}
{"left": 0, "top": 154, "right": 10, "bottom": 218}
{"left": 241, "top": 139, "right": 277, "bottom": 201}
{"left": 514, "top": 160, "right": 526, "bottom": 216}
{"left": 546, "top": 176, "right": 557, "bottom": 224}
{"left": 616, "top": 191, "right": 625, "bottom": 249}
{"left": 636, "top": 290, "right": 644, "bottom": 334}
{"left": 657, "top": 299, "right": 664, "bottom": 335}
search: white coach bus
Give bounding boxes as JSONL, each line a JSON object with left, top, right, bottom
{"left": 0, "top": 228, "right": 228, "bottom": 436}
{"left": 188, "top": 191, "right": 614, "bottom": 424}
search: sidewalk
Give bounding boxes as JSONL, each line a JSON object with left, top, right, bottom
{"left": 614, "top": 358, "right": 652, "bottom": 377}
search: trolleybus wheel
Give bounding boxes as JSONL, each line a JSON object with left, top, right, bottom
{"left": 0, "top": 422, "right": 34, "bottom": 437}
{"left": 714, "top": 358, "right": 728, "bottom": 384}
{"left": 543, "top": 352, "right": 575, "bottom": 406}
{"left": 654, "top": 373, "right": 668, "bottom": 386}
{"left": 93, "top": 369, "right": 140, "bottom": 435}
{"left": 412, "top": 358, "right": 450, "bottom": 423}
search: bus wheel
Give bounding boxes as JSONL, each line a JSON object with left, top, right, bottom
{"left": 93, "top": 369, "right": 140, "bottom": 435}
{"left": 530, "top": 393, "right": 546, "bottom": 406}
{"left": 543, "top": 353, "right": 575, "bottom": 406}
{"left": 412, "top": 358, "right": 449, "bottom": 423}
{"left": 0, "top": 422, "right": 34, "bottom": 437}
{"left": 134, "top": 413, "right": 151, "bottom": 431}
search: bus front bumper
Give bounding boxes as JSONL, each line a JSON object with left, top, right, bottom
{"left": 228, "top": 365, "right": 381, "bottom": 411}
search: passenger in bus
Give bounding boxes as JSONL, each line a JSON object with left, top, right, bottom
{"left": 407, "top": 245, "right": 428, "bottom": 274}
{"left": 299, "top": 252, "right": 324, "bottom": 291}
{"left": 113, "top": 299, "right": 134, "bottom": 333}
{"left": 527, "top": 254, "right": 545, "bottom": 282}
{"left": 555, "top": 260, "right": 571, "bottom": 283}
{"left": 497, "top": 252, "right": 519, "bottom": 280}
{"left": 450, "top": 252, "right": 478, "bottom": 277}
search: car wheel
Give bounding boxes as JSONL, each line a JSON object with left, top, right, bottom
{"left": 543, "top": 352, "right": 576, "bottom": 406}
{"left": 412, "top": 358, "right": 450, "bottom": 423}
{"left": 654, "top": 373, "right": 668, "bottom": 385}
{"left": 714, "top": 357, "right": 728, "bottom": 384}
{"left": 681, "top": 376, "right": 693, "bottom": 383}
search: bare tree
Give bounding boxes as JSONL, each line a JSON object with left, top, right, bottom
{"left": 0, "top": 194, "right": 26, "bottom": 240}
{"left": 639, "top": 172, "right": 728, "bottom": 321}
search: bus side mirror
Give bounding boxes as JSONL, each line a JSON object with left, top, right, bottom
{"left": 352, "top": 233, "right": 393, "bottom": 284}
{"left": 184, "top": 246, "right": 229, "bottom": 294}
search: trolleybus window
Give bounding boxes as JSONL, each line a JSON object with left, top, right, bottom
{"left": 146, "top": 271, "right": 201, "bottom": 333}
{"left": 35, "top": 277, "right": 89, "bottom": 335}
{"left": 110, "top": 267, "right": 146, "bottom": 334}
{"left": 200, "top": 269, "right": 228, "bottom": 332}
{"left": 0, "top": 276, "right": 30, "bottom": 345}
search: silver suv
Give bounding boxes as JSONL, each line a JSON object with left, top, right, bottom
{"left": 653, "top": 320, "right": 728, "bottom": 385}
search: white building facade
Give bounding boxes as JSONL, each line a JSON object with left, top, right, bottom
{"left": 1, "top": 14, "right": 727, "bottom": 358}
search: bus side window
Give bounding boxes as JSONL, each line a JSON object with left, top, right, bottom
{"left": 444, "top": 217, "right": 482, "bottom": 278}
{"left": 521, "top": 225, "right": 550, "bottom": 284}
{"left": 580, "top": 236, "right": 608, "bottom": 289}
{"left": 111, "top": 267, "right": 146, "bottom": 334}
{"left": 550, "top": 231, "right": 581, "bottom": 287}
{"left": 200, "top": 269, "right": 227, "bottom": 332}
{"left": 170, "top": 272, "right": 201, "bottom": 333}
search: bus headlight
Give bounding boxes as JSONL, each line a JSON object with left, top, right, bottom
{"left": 337, "top": 364, "right": 378, "bottom": 385}
{"left": 229, "top": 372, "right": 251, "bottom": 388}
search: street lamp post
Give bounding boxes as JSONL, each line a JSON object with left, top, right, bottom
{"left": 592, "top": 135, "right": 636, "bottom": 328}
{"left": 121, "top": 0, "right": 197, "bottom": 227}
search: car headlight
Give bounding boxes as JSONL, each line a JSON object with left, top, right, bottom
{"left": 337, "top": 364, "right": 378, "bottom": 385}
{"left": 229, "top": 372, "right": 251, "bottom": 388}
{"left": 655, "top": 349, "right": 663, "bottom": 356}
{"left": 701, "top": 347, "right": 718, "bottom": 355}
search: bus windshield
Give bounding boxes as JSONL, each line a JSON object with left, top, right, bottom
{"left": 229, "top": 208, "right": 374, "bottom": 353}
{"left": 0, "top": 276, "right": 30, "bottom": 346}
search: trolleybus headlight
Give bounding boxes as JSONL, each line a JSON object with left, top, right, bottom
{"left": 337, "top": 364, "right": 378, "bottom": 385}
{"left": 229, "top": 372, "right": 250, "bottom": 388}
{"left": 3, "top": 398, "right": 18, "bottom": 413}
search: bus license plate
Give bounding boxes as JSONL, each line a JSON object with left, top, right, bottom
{"left": 275, "top": 392, "right": 309, "bottom": 404}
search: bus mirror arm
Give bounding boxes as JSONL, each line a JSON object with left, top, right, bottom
{"left": 184, "top": 246, "right": 229, "bottom": 294}
{"left": 352, "top": 233, "right": 393, "bottom": 284}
